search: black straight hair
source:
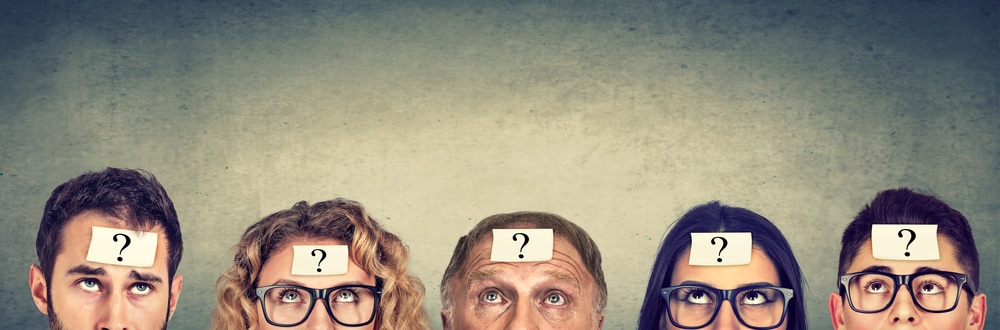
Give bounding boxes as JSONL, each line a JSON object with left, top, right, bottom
{"left": 637, "top": 201, "right": 807, "bottom": 330}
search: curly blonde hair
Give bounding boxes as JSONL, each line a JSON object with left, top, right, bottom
{"left": 211, "top": 198, "right": 430, "bottom": 330}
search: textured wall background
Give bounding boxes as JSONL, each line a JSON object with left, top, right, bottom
{"left": 1, "top": 1, "right": 997, "bottom": 328}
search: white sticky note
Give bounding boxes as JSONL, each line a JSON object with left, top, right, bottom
{"left": 490, "top": 229, "right": 553, "bottom": 262}
{"left": 689, "top": 232, "right": 752, "bottom": 266}
{"left": 86, "top": 226, "right": 158, "bottom": 267}
{"left": 872, "top": 224, "right": 939, "bottom": 260}
{"left": 292, "top": 245, "right": 348, "bottom": 275}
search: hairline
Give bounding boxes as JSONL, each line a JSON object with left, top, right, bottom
{"left": 442, "top": 226, "right": 604, "bottom": 315}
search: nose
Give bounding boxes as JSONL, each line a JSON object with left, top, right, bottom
{"left": 889, "top": 285, "right": 919, "bottom": 324}
{"left": 97, "top": 292, "right": 129, "bottom": 330}
{"left": 301, "top": 301, "right": 336, "bottom": 330}
{"left": 505, "top": 298, "right": 540, "bottom": 330}
{"left": 710, "top": 303, "right": 742, "bottom": 330}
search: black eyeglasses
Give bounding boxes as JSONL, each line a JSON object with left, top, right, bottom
{"left": 660, "top": 285, "right": 794, "bottom": 329}
{"left": 839, "top": 270, "right": 975, "bottom": 314}
{"left": 253, "top": 283, "right": 382, "bottom": 327}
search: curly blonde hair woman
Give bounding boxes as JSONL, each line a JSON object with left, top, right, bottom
{"left": 212, "top": 198, "right": 430, "bottom": 329}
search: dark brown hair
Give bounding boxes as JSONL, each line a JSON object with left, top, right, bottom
{"left": 35, "top": 167, "right": 183, "bottom": 281}
{"left": 837, "top": 188, "right": 980, "bottom": 292}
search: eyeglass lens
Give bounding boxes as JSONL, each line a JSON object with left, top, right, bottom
{"left": 846, "top": 273, "right": 962, "bottom": 312}
{"left": 666, "top": 286, "right": 788, "bottom": 328}
{"left": 262, "top": 286, "right": 377, "bottom": 326}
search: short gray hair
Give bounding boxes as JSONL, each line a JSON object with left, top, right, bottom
{"left": 439, "top": 212, "right": 606, "bottom": 320}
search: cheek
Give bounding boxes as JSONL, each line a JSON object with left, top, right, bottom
{"left": 841, "top": 311, "right": 879, "bottom": 330}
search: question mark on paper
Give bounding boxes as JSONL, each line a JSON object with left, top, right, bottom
{"left": 711, "top": 236, "right": 728, "bottom": 263}
{"left": 113, "top": 233, "right": 131, "bottom": 262}
{"left": 897, "top": 229, "right": 916, "bottom": 257}
{"left": 512, "top": 233, "right": 529, "bottom": 259}
{"left": 311, "top": 248, "right": 327, "bottom": 272}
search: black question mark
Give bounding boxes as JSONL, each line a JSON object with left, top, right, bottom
{"left": 113, "top": 233, "right": 131, "bottom": 262}
{"left": 311, "top": 249, "right": 327, "bottom": 272}
{"left": 512, "top": 233, "right": 530, "bottom": 259}
{"left": 711, "top": 236, "right": 728, "bottom": 263}
{"left": 897, "top": 229, "right": 916, "bottom": 257}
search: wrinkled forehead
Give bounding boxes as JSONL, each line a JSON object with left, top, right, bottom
{"left": 461, "top": 232, "right": 590, "bottom": 276}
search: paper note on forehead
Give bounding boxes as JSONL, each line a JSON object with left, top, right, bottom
{"left": 85, "top": 226, "right": 158, "bottom": 267}
{"left": 490, "top": 229, "right": 553, "bottom": 262}
{"left": 872, "top": 224, "right": 939, "bottom": 260}
{"left": 689, "top": 233, "right": 752, "bottom": 266}
{"left": 292, "top": 245, "right": 348, "bottom": 275}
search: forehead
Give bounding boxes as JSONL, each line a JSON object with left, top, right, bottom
{"left": 845, "top": 234, "right": 965, "bottom": 274}
{"left": 257, "top": 237, "right": 375, "bottom": 287}
{"left": 670, "top": 247, "right": 781, "bottom": 288}
{"left": 462, "top": 233, "right": 592, "bottom": 281}
{"left": 60, "top": 210, "right": 165, "bottom": 246}
{"left": 55, "top": 210, "right": 171, "bottom": 271}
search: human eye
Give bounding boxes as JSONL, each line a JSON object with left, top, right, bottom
{"left": 864, "top": 279, "right": 890, "bottom": 294}
{"left": 681, "top": 288, "right": 713, "bottom": 305}
{"left": 76, "top": 278, "right": 101, "bottom": 293}
{"left": 543, "top": 292, "right": 567, "bottom": 306}
{"left": 740, "top": 290, "right": 772, "bottom": 306}
{"left": 915, "top": 281, "right": 944, "bottom": 295}
{"left": 332, "top": 288, "right": 359, "bottom": 303}
{"left": 275, "top": 288, "right": 304, "bottom": 303}
{"left": 480, "top": 289, "right": 505, "bottom": 304}
{"left": 129, "top": 282, "right": 153, "bottom": 296}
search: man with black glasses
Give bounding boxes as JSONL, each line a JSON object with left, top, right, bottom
{"left": 828, "top": 188, "right": 987, "bottom": 329}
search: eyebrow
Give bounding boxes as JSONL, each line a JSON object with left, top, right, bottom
{"left": 467, "top": 269, "right": 500, "bottom": 283}
{"left": 67, "top": 265, "right": 106, "bottom": 276}
{"left": 913, "top": 266, "right": 946, "bottom": 274}
{"left": 858, "top": 265, "right": 893, "bottom": 273}
{"left": 264, "top": 278, "right": 369, "bottom": 287}
{"left": 677, "top": 280, "right": 778, "bottom": 288}
{"left": 129, "top": 270, "right": 163, "bottom": 283}
{"left": 545, "top": 270, "right": 581, "bottom": 286}
{"left": 66, "top": 265, "right": 163, "bottom": 283}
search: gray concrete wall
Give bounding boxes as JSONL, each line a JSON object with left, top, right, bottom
{"left": 1, "top": 1, "right": 996, "bottom": 328}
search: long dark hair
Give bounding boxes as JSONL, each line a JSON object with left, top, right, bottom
{"left": 637, "top": 201, "right": 807, "bottom": 330}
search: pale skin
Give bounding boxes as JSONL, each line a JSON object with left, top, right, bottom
{"left": 29, "top": 210, "right": 183, "bottom": 330}
{"left": 660, "top": 247, "right": 787, "bottom": 330}
{"left": 442, "top": 234, "right": 604, "bottom": 330}
{"left": 253, "top": 238, "right": 377, "bottom": 330}
{"left": 828, "top": 235, "right": 988, "bottom": 330}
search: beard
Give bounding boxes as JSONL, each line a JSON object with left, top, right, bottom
{"left": 46, "top": 302, "right": 65, "bottom": 330}
{"left": 46, "top": 288, "right": 170, "bottom": 330}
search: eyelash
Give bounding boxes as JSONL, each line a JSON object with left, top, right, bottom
{"left": 74, "top": 278, "right": 154, "bottom": 295}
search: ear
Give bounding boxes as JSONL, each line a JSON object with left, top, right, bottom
{"left": 167, "top": 274, "right": 183, "bottom": 320}
{"left": 440, "top": 310, "right": 450, "bottom": 330}
{"left": 29, "top": 264, "right": 49, "bottom": 314}
{"left": 829, "top": 292, "right": 847, "bottom": 330}
{"left": 966, "top": 293, "right": 986, "bottom": 330}
{"left": 596, "top": 311, "right": 605, "bottom": 329}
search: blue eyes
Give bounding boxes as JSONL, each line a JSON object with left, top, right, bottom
{"left": 479, "top": 290, "right": 568, "bottom": 306}
{"left": 78, "top": 279, "right": 101, "bottom": 292}
{"left": 545, "top": 293, "right": 566, "bottom": 306}
{"left": 75, "top": 279, "right": 154, "bottom": 296}
{"left": 481, "top": 291, "right": 502, "bottom": 303}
